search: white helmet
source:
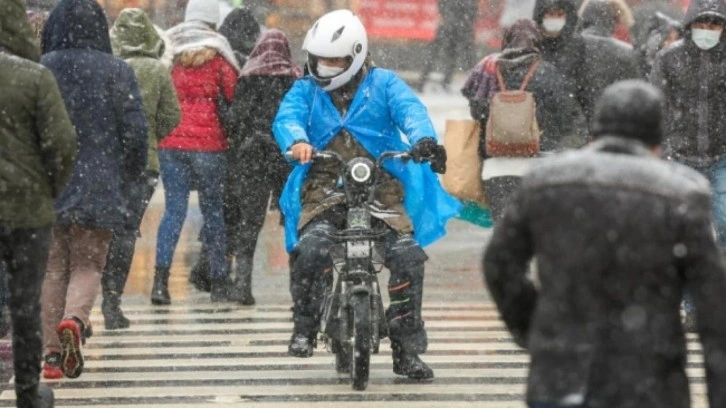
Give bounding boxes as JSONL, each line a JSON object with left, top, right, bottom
{"left": 303, "top": 9, "right": 369, "bottom": 91}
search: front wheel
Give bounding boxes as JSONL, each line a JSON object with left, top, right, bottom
{"left": 350, "top": 293, "right": 371, "bottom": 391}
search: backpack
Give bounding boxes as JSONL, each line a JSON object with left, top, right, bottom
{"left": 485, "top": 61, "right": 542, "bottom": 157}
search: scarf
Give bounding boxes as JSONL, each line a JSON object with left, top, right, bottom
{"left": 240, "top": 29, "right": 302, "bottom": 77}
{"left": 166, "top": 20, "right": 241, "bottom": 73}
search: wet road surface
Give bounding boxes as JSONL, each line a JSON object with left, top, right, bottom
{"left": 0, "top": 199, "right": 709, "bottom": 407}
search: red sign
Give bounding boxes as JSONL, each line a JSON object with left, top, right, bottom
{"left": 357, "top": 0, "right": 440, "bottom": 41}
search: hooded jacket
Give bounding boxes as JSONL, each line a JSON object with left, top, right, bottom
{"left": 273, "top": 68, "right": 462, "bottom": 252}
{"left": 111, "top": 8, "right": 181, "bottom": 174}
{"left": 0, "top": 0, "right": 76, "bottom": 228}
{"left": 535, "top": 0, "right": 638, "bottom": 121}
{"left": 484, "top": 137, "right": 726, "bottom": 408}
{"left": 579, "top": 0, "right": 618, "bottom": 37}
{"left": 651, "top": 0, "right": 726, "bottom": 166}
{"left": 219, "top": 7, "right": 261, "bottom": 66}
{"left": 631, "top": 0, "right": 684, "bottom": 48}
{"left": 41, "top": 0, "right": 148, "bottom": 231}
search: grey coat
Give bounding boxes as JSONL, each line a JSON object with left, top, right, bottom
{"left": 484, "top": 137, "right": 726, "bottom": 408}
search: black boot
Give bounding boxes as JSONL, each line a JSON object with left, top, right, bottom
{"left": 189, "top": 251, "right": 211, "bottom": 293}
{"left": 232, "top": 256, "right": 255, "bottom": 305}
{"left": 38, "top": 383, "right": 55, "bottom": 408}
{"left": 151, "top": 266, "right": 171, "bottom": 305}
{"left": 101, "top": 292, "right": 129, "bottom": 330}
{"left": 288, "top": 333, "right": 315, "bottom": 358}
{"left": 392, "top": 346, "right": 434, "bottom": 380}
{"left": 210, "top": 278, "right": 230, "bottom": 303}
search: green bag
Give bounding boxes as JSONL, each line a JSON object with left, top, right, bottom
{"left": 456, "top": 200, "right": 493, "bottom": 228}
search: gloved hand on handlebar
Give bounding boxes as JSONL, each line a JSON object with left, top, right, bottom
{"left": 411, "top": 138, "right": 447, "bottom": 174}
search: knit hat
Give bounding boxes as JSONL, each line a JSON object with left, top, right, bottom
{"left": 185, "top": 0, "right": 219, "bottom": 26}
{"left": 592, "top": 80, "right": 664, "bottom": 147}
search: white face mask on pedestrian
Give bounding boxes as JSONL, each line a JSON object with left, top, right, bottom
{"left": 316, "top": 63, "right": 345, "bottom": 78}
{"left": 692, "top": 28, "right": 723, "bottom": 50}
{"left": 542, "top": 17, "right": 567, "bottom": 34}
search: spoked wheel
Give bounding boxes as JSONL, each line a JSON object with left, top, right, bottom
{"left": 334, "top": 339, "right": 351, "bottom": 374}
{"left": 350, "top": 293, "right": 371, "bottom": 391}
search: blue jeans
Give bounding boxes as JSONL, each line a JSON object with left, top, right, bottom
{"left": 156, "top": 150, "right": 228, "bottom": 280}
{"left": 683, "top": 158, "right": 726, "bottom": 313}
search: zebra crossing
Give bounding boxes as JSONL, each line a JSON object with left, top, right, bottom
{"left": 0, "top": 293, "right": 709, "bottom": 408}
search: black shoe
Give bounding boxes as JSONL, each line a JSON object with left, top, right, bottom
{"left": 288, "top": 333, "right": 315, "bottom": 358}
{"left": 37, "top": 383, "right": 55, "bottom": 408}
{"left": 393, "top": 350, "right": 434, "bottom": 380}
{"left": 151, "top": 266, "right": 171, "bottom": 305}
{"left": 683, "top": 313, "right": 697, "bottom": 333}
{"left": 231, "top": 257, "right": 255, "bottom": 306}
{"left": 210, "top": 280, "right": 230, "bottom": 303}
{"left": 102, "top": 295, "right": 130, "bottom": 330}
{"left": 189, "top": 253, "right": 211, "bottom": 292}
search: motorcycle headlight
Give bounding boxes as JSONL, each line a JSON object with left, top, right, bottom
{"left": 350, "top": 162, "right": 372, "bottom": 184}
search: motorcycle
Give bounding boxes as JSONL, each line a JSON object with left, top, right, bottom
{"left": 295, "top": 149, "right": 413, "bottom": 391}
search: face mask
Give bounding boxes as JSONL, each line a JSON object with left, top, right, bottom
{"left": 692, "top": 28, "right": 722, "bottom": 50}
{"left": 542, "top": 17, "right": 567, "bottom": 34}
{"left": 317, "top": 63, "right": 345, "bottom": 78}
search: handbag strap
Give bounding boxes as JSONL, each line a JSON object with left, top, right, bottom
{"left": 495, "top": 59, "right": 541, "bottom": 92}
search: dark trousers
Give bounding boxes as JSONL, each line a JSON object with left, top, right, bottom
{"left": 484, "top": 176, "right": 523, "bottom": 223}
{"left": 529, "top": 403, "right": 586, "bottom": 408}
{"left": 291, "top": 218, "right": 429, "bottom": 354}
{"left": 0, "top": 226, "right": 51, "bottom": 407}
{"left": 102, "top": 173, "right": 157, "bottom": 299}
{"left": 227, "top": 141, "right": 288, "bottom": 253}
{"left": 419, "top": 13, "right": 477, "bottom": 88}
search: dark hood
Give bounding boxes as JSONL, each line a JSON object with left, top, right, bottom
{"left": 41, "top": 0, "right": 112, "bottom": 54}
{"left": 0, "top": 0, "right": 41, "bottom": 61}
{"left": 534, "top": 0, "right": 580, "bottom": 39}
{"left": 219, "top": 7, "right": 260, "bottom": 58}
{"left": 683, "top": 0, "right": 726, "bottom": 29}
{"left": 580, "top": 0, "right": 617, "bottom": 37}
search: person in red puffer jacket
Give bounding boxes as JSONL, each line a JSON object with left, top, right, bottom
{"left": 152, "top": 0, "right": 241, "bottom": 305}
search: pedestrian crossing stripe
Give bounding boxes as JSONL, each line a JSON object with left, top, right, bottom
{"left": 0, "top": 302, "right": 708, "bottom": 407}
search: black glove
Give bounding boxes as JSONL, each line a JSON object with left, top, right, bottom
{"left": 412, "top": 138, "right": 447, "bottom": 174}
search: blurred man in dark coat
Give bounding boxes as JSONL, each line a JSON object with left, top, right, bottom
{"left": 485, "top": 80, "right": 726, "bottom": 408}
{"left": 417, "top": 0, "right": 479, "bottom": 92}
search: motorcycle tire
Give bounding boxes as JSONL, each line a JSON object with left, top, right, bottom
{"left": 350, "top": 293, "right": 371, "bottom": 391}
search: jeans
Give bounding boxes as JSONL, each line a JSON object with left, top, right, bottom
{"left": 157, "top": 150, "right": 228, "bottom": 280}
{"left": 0, "top": 226, "right": 51, "bottom": 407}
{"left": 41, "top": 224, "right": 113, "bottom": 352}
{"left": 684, "top": 158, "right": 726, "bottom": 313}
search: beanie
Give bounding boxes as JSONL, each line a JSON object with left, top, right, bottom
{"left": 185, "top": 0, "right": 219, "bottom": 25}
{"left": 592, "top": 80, "right": 664, "bottom": 147}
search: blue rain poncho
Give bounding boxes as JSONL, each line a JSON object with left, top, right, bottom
{"left": 273, "top": 67, "right": 462, "bottom": 252}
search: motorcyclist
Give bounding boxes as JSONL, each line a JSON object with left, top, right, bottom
{"left": 273, "top": 9, "right": 461, "bottom": 380}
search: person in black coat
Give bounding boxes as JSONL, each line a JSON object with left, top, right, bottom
{"left": 631, "top": 0, "right": 684, "bottom": 49}
{"left": 651, "top": 0, "right": 726, "bottom": 329}
{"left": 38, "top": 0, "right": 148, "bottom": 379}
{"left": 636, "top": 11, "right": 682, "bottom": 78}
{"left": 219, "top": 7, "right": 261, "bottom": 67}
{"left": 222, "top": 29, "right": 300, "bottom": 305}
{"left": 462, "top": 19, "right": 587, "bottom": 221}
{"left": 484, "top": 80, "right": 726, "bottom": 408}
{"left": 534, "top": 0, "right": 638, "bottom": 122}
{"left": 417, "top": 0, "right": 479, "bottom": 92}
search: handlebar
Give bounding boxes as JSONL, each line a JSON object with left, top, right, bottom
{"left": 285, "top": 149, "right": 411, "bottom": 167}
